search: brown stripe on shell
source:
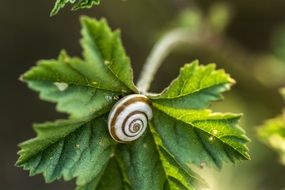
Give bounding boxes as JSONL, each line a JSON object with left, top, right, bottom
{"left": 110, "top": 95, "right": 151, "bottom": 143}
{"left": 110, "top": 124, "right": 123, "bottom": 143}
{"left": 122, "top": 111, "right": 147, "bottom": 137}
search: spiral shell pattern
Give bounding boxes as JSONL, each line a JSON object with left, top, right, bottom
{"left": 108, "top": 94, "right": 153, "bottom": 143}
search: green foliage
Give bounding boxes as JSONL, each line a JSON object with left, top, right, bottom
{"left": 281, "top": 88, "right": 285, "bottom": 99}
{"left": 17, "top": 16, "right": 250, "bottom": 190}
{"left": 18, "top": 116, "right": 116, "bottom": 189}
{"left": 151, "top": 104, "right": 249, "bottom": 169}
{"left": 51, "top": 0, "right": 102, "bottom": 16}
{"left": 21, "top": 17, "right": 136, "bottom": 119}
{"left": 272, "top": 26, "right": 285, "bottom": 62}
{"left": 258, "top": 88, "right": 285, "bottom": 165}
{"left": 150, "top": 62, "right": 233, "bottom": 109}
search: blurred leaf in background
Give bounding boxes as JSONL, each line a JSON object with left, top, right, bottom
{"left": 258, "top": 88, "right": 285, "bottom": 165}
{"left": 272, "top": 26, "right": 285, "bottom": 63}
{"left": 51, "top": 0, "right": 102, "bottom": 16}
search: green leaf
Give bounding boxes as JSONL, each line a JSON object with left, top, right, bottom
{"left": 116, "top": 129, "right": 206, "bottom": 190}
{"left": 17, "top": 116, "right": 117, "bottom": 189}
{"left": 27, "top": 80, "right": 119, "bottom": 118}
{"left": 272, "top": 25, "right": 285, "bottom": 62}
{"left": 281, "top": 88, "right": 285, "bottom": 100}
{"left": 258, "top": 115, "right": 285, "bottom": 139}
{"left": 21, "top": 17, "right": 137, "bottom": 118}
{"left": 23, "top": 51, "right": 124, "bottom": 92}
{"left": 96, "top": 157, "right": 130, "bottom": 190}
{"left": 18, "top": 16, "right": 250, "bottom": 190}
{"left": 150, "top": 61, "right": 234, "bottom": 109}
{"left": 116, "top": 131, "right": 165, "bottom": 190}
{"left": 150, "top": 124, "right": 207, "bottom": 190}
{"left": 149, "top": 61, "right": 249, "bottom": 170}
{"left": 258, "top": 88, "right": 285, "bottom": 165}
{"left": 80, "top": 17, "right": 137, "bottom": 93}
{"left": 152, "top": 103, "right": 250, "bottom": 169}
{"left": 51, "top": 0, "right": 101, "bottom": 16}
{"left": 258, "top": 114, "right": 285, "bottom": 165}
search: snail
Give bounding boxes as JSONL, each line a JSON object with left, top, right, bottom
{"left": 108, "top": 94, "right": 153, "bottom": 143}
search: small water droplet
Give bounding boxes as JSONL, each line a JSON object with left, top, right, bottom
{"left": 105, "top": 95, "right": 113, "bottom": 101}
{"left": 92, "top": 81, "right": 98, "bottom": 85}
{"left": 113, "top": 95, "right": 120, "bottom": 100}
{"left": 209, "top": 136, "right": 214, "bottom": 141}
{"left": 110, "top": 153, "right": 115, "bottom": 158}
{"left": 54, "top": 82, "right": 69, "bottom": 91}
{"left": 200, "top": 161, "right": 206, "bottom": 169}
{"left": 104, "top": 60, "right": 111, "bottom": 65}
{"left": 211, "top": 129, "right": 218, "bottom": 135}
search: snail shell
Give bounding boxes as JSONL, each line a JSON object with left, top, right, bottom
{"left": 108, "top": 94, "right": 153, "bottom": 143}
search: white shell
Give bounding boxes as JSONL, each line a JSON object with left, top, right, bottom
{"left": 108, "top": 94, "right": 153, "bottom": 143}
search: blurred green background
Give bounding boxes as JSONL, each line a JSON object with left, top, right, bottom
{"left": 1, "top": 0, "right": 285, "bottom": 189}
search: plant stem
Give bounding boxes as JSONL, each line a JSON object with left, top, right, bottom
{"left": 136, "top": 29, "right": 199, "bottom": 94}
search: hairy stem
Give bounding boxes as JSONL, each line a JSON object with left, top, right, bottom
{"left": 136, "top": 29, "right": 200, "bottom": 93}
{"left": 137, "top": 25, "right": 283, "bottom": 112}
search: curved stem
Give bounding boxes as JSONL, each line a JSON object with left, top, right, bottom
{"left": 136, "top": 29, "right": 199, "bottom": 94}
{"left": 137, "top": 24, "right": 284, "bottom": 112}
